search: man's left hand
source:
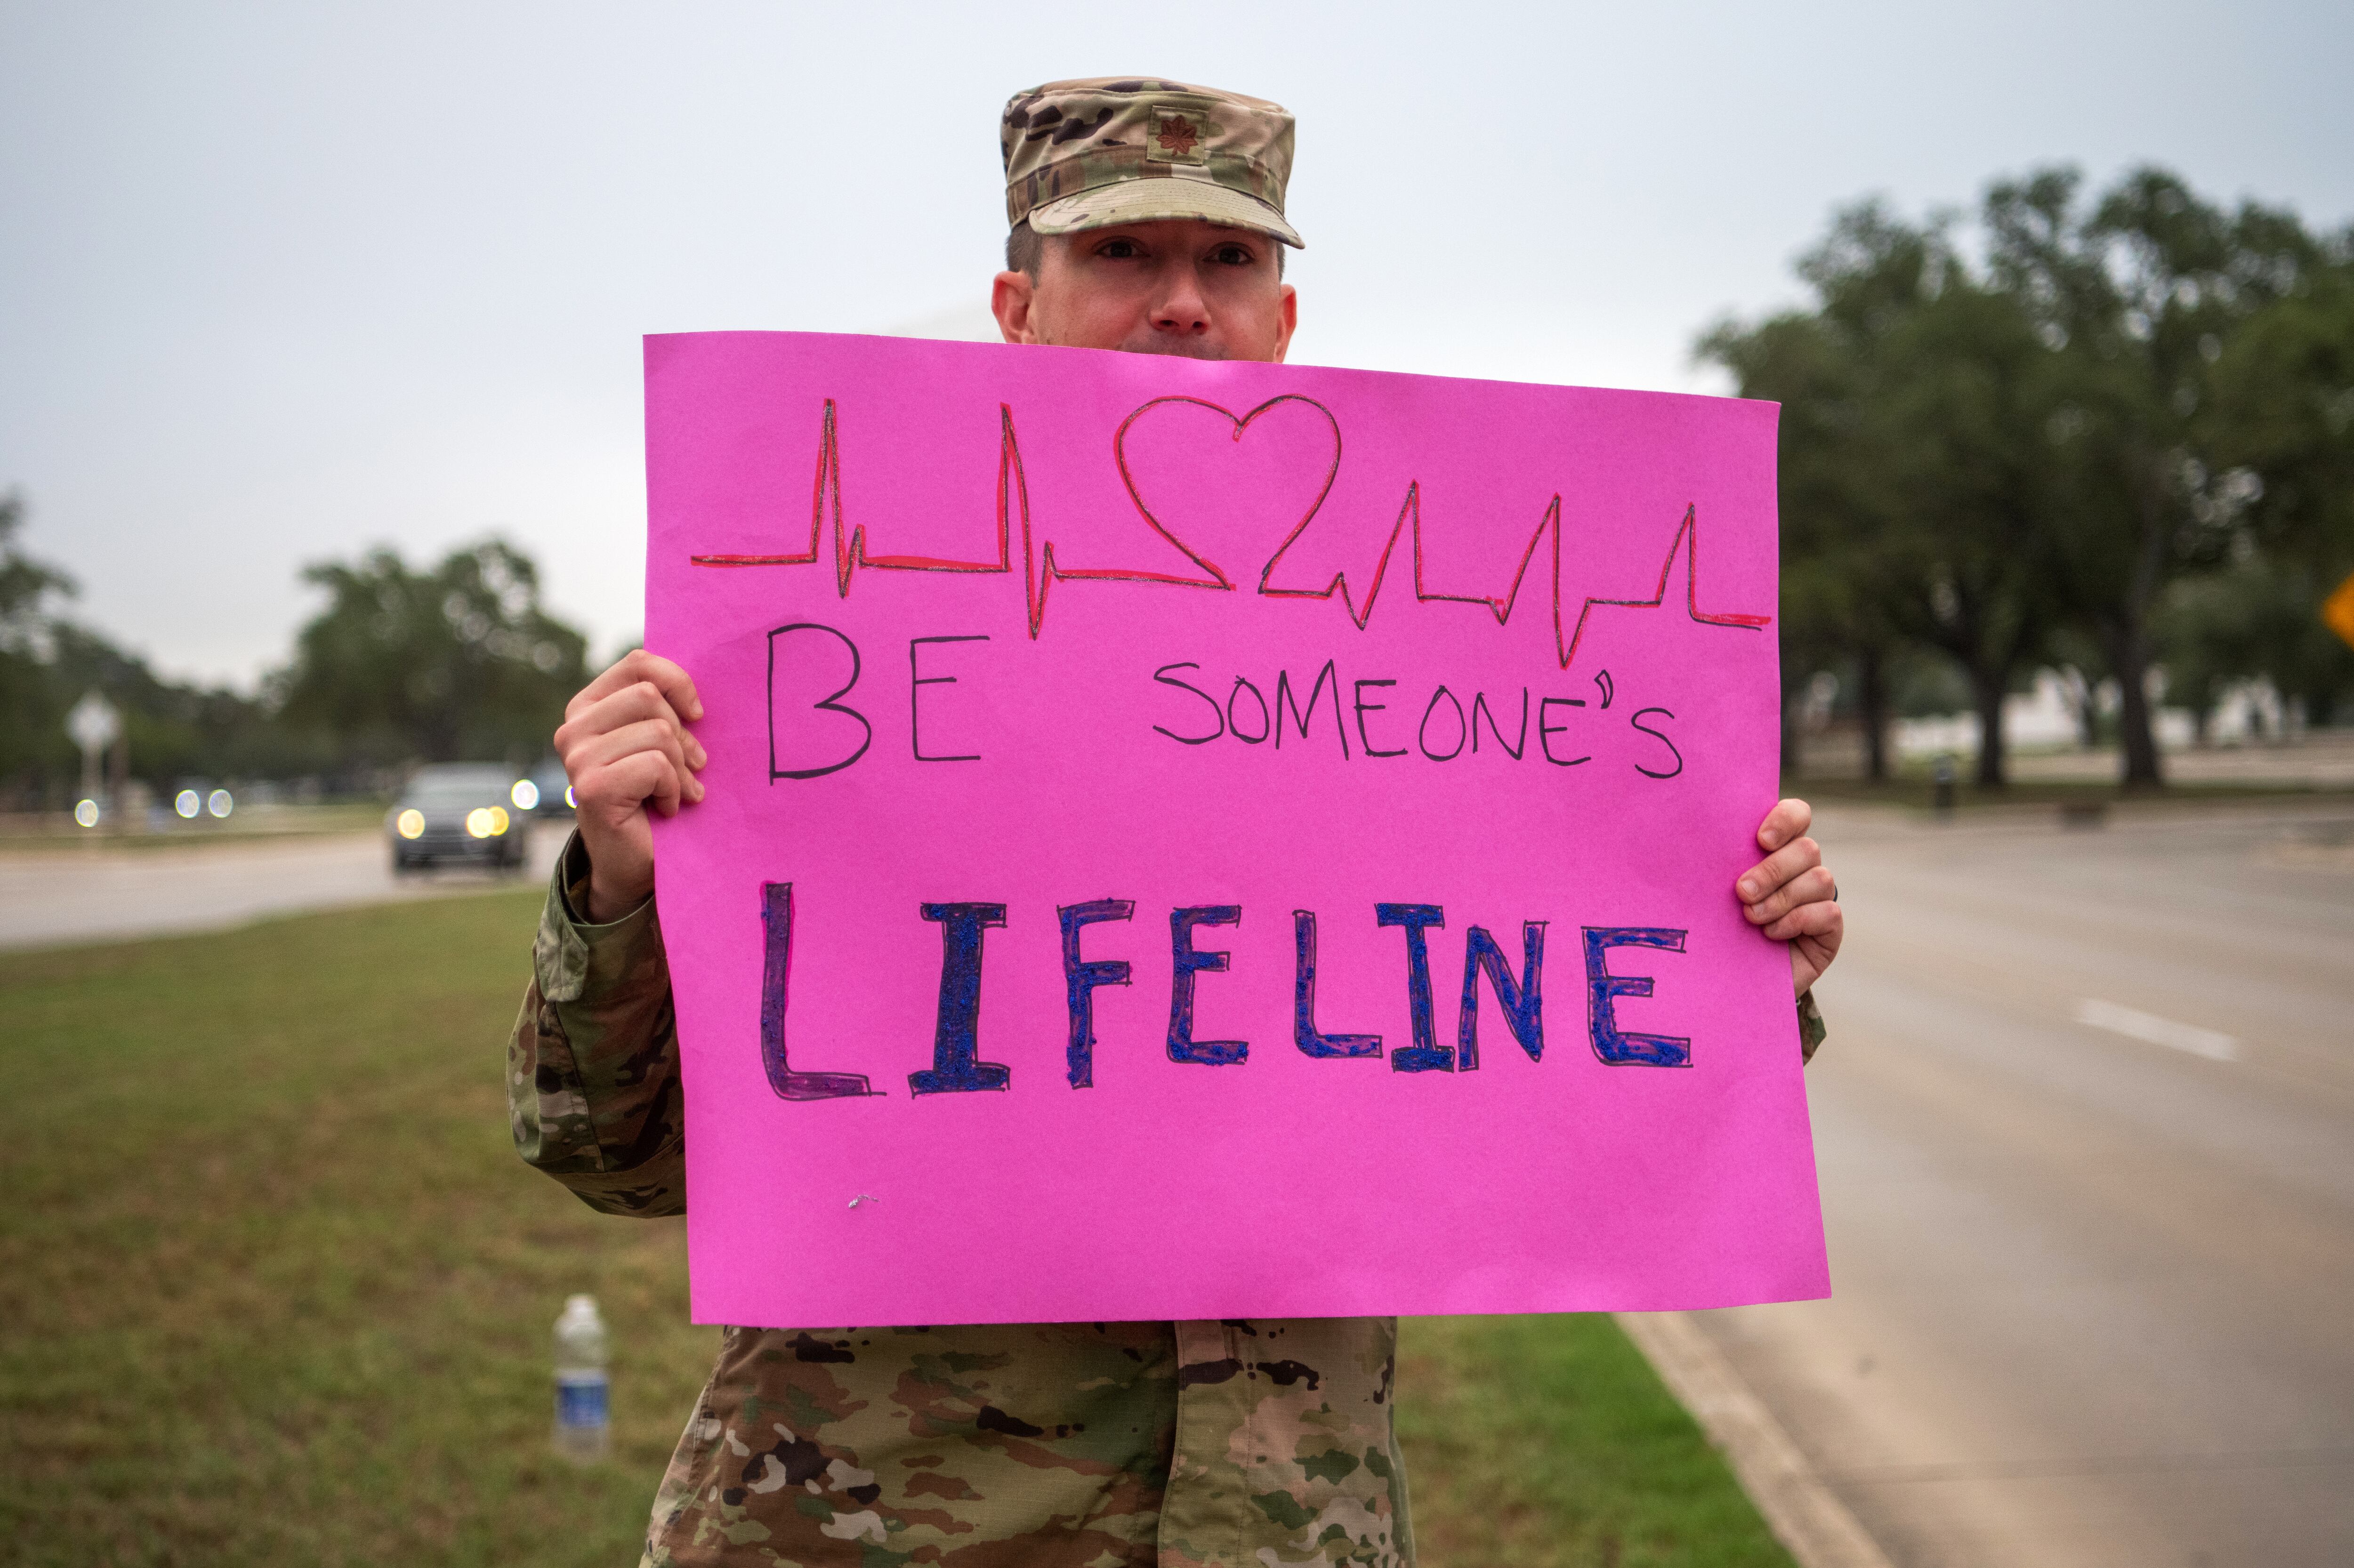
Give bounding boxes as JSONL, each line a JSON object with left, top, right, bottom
{"left": 1737, "top": 798, "right": 1842, "bottom": 996}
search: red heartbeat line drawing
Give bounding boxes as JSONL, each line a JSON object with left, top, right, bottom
{"left": 690, "top": 398, "right": 1014, "bottom": 592}
{"left": 690, "top": 396, "right": 1771, "bottom": 667}
{"left": 1270, "top": 477, "right": 1774, "bottom": 668}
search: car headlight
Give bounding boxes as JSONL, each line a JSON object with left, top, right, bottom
{"left": 511, "top": 779, "right": 539, "bottom": 811}
{"left": 207, "top": 788, "right": 234, "bottom": 819}
{"left": 488, "top": 805, "right": 510, "bottom": 835}
{"left": 176, "top": 789, "right": 201, "bottom": 819}
{"left": 465, "top": 808, "right": 491, "bottom": 838}
{"left": 397, "top": 809, "right": 425, "bottom": 839}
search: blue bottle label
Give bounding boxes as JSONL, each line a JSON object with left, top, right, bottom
{"left": 556, "top": 1372, "right": 609, "bottom": 1429}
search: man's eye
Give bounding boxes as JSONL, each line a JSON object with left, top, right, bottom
{"left": 1212, "top": 246, "right": 1255, "bottom": 265}
{"left": 1097, "top": 239, "right": 1141, "bottom": 259}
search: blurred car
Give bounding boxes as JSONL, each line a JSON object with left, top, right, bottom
{"left": 517, "top": 755, "right": 575, "bottom": 819}
{"left": 387, "top": 763, "right": 531, "bottom": 873}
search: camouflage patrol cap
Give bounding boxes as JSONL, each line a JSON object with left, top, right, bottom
{"left": 1001, "top": 77, "right": 1303, "bottom": 249}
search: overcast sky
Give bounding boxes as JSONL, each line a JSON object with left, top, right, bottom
{"left": 3, "top": 0, "right": 2347, "bottom": 689}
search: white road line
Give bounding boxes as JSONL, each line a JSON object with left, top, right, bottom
{"left": 2072, "top": 997, "right": 2239, "bottom": 1062}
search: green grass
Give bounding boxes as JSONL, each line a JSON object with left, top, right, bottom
{"left": 0, "top": 893, "right": 712, "bottom": 1567}
{"left": 1, "top": 896, "right": 1790, "bottom": 1566}
{"left": 1398, "top": 1317, "right": 1796, "bottom": 1568}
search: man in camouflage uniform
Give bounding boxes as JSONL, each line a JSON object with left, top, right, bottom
{"left": 510, "top": 77, "right": 1844, "bottom": 1568}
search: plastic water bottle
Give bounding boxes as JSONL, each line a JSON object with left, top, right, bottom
{"left": 552, "top": 1294, "right": 611, "bottom": 1461}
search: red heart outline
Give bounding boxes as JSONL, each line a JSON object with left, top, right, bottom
{"left": 1113, "top": 395, "right": 1343, "bottom": 591}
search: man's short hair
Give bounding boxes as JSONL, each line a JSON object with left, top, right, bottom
{"left": 1006, "top": 219, "right": 1044, "bottom": 280}
{"left": 1005, "top": 218, "right": 1285, "bottom": 281}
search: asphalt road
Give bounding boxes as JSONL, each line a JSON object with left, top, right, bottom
{"left": 1696, "top": 800, "right": 2354, "bottom": 1568}
{"left": 0, "top": 824, "right": 564, "bottom": 950}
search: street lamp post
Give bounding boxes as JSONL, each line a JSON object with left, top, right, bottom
{"left": 65, "top": 692, "right": 121, "bottom": 827}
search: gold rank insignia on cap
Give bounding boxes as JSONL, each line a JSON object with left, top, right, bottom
{"left": 1000, "top": 77, "right": 1303, "bottom": 247}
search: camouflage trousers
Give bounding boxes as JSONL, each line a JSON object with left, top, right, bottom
{"left": 642, "top": 1317, "right": 1412, "bottom": 1567}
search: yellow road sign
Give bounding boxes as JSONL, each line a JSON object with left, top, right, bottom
{"left": 2328, "top": 570, "right": 2354, "bottom": 653}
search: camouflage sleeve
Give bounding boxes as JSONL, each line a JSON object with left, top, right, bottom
{"left": 1798, "top": 988, "right": 1827, "bottom": 1063}
{"left": 505, "top": 830, "right": 687, "bottom": 1218}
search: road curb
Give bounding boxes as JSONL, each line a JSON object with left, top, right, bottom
{"left": 1616, "top": 1311, "right": 1894, "bottom": 1568}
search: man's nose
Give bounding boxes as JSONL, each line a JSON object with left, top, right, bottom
{"left": 1151, "top": 263, "right": 1211, "bottom": 336}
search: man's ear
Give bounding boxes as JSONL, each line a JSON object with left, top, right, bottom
{"left": 992, "top": 270, "right": 1038, "bottom": 344}
{"left": 1272, "top": 282, "right": 1298, "bottom": 364}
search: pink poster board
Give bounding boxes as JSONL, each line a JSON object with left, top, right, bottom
{"left": 644, "top": 331, "right": 1827, "bottom": 1328}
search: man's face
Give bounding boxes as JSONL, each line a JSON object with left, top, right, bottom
{"left": 992, "top": 218, "right": 1297, "bottom": 363}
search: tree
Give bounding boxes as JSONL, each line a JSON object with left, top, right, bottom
{"left": 1869, "top": 264, "right": 2061, "bottom": 785}
{"left": 1723, "top": 169, "right": 2344, "bottom": 789}
{"left": 0, "top": 492, "right": 320, "bottom": 806}
{"left": 1702, "top": 208, "right": 1919, "bottom": 780}
{"left": 0, "top": 491, "right": 74, "bottom": 633}
{"left": 280, "top": 539, "right": 590, "bottom": 765}
{"left": 1706, "top": 204, "right": 2058, "bottom": 785}
{"left": 2155, "top": 554, "right": 2306, "bottom": 741}
{"left": 2204, "top": 228, "right": 2354, "bottom": 724}
{"left": 0, "top": 491, "right": 80, "bottom": 798}
{"left": 1985, "top": 168, "right": 2323, "bottom": 784}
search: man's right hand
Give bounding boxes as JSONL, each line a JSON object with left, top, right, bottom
{"left": 554, "top": 650, "right": 707, "bottom": 922}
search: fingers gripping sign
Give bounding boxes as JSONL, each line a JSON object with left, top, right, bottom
{"left": 555, "top": 649, "right": 709, "bottom": 922}
{"left": 1734, "top": 797, "right": 1843, "bottom": 996}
